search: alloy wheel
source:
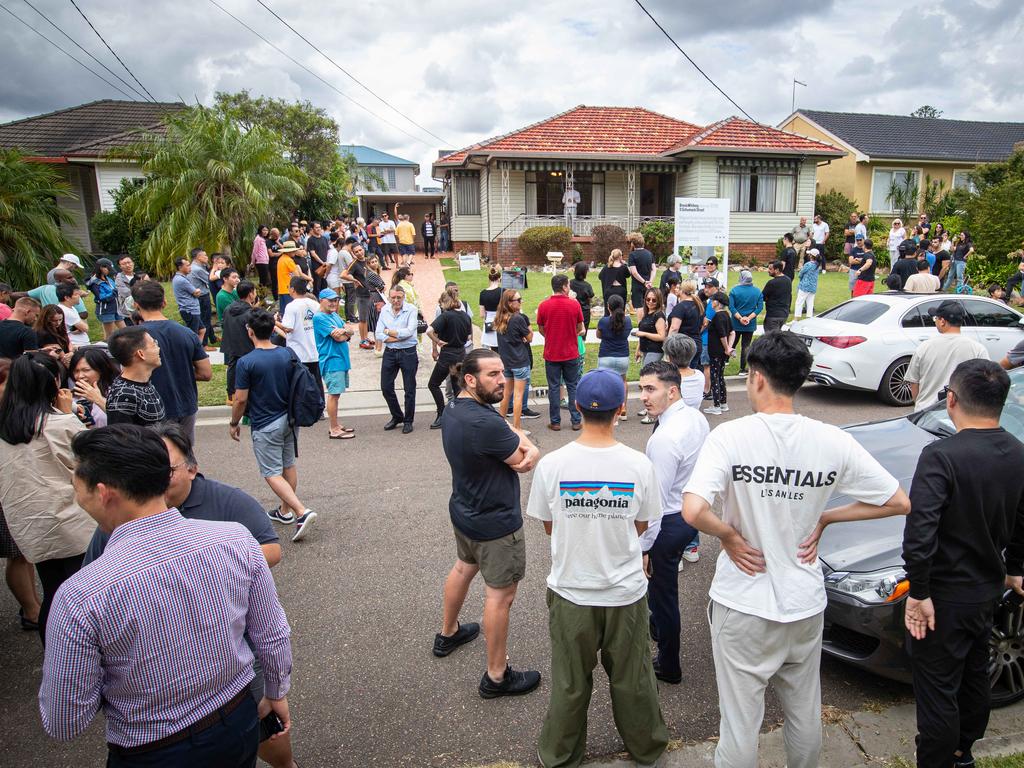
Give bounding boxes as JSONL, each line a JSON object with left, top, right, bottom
{"left": 989, "top": 592, "right": 1024, "bottom": 707}
{"left": 887, "top": 360, "right": 914, "bottom": 405}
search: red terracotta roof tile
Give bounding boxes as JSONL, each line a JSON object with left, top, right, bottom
{"left": 669, "top": 117, "right": 841, "bottom": 154}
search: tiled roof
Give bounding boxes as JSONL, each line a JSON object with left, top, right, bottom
{"left": 436, "top": 106, "right": 840, "bottom": 167}
{"left": 798, "top": 110, "right": 1024, "bottom": 162}
{"left": 0, "top": 99, "right": 185, "bottom": 157}
{"left": 340, "top": 144, "right": 417, "bottom": 166}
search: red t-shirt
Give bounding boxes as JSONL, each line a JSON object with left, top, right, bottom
{"left": 0, "top": 303, "right": 11, "bottom": 321}
{"left": 536, "top": 293, "right": 583, "bottom": 362}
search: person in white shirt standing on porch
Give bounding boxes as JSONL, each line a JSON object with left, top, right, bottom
{"left": 683, "top": 332, "right": 909, "bottom": 768}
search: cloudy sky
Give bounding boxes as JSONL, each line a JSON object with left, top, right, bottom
{"left": 1, "top": 0, "right": 1021, "bottom": 184}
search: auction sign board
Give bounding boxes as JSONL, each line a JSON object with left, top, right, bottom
{"left": 673, "top": 197, "right": 730, "bottom": 288}
{"left": 458, "top": 252, "right": 482, "bottom": 271}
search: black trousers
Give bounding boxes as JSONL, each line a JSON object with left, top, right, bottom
{"left": 225, "top": 354, "right": 237, "bottom": 397}
{"left": 254, "top": 263, "right": 271, "bottom": 290}
{"left": 424, "top": 236, "right": 436, "bottom": 258}
{"left": 381, "top": 347, "right": 418, "bottom": 423}
{"left": 763, "top": 315, "right": 786, "bottom": 333}
{"left": 342, "top": 284, "right": 357, "bottom": 322}
{"left": 736, "top": 331, "right": 754, "bottom": 371}
{"left": 709, "top": 355, "right": 728, "bottom": 406}
{"left": 198, "top": 293, "right": 216, "bottom": 343}
{"left": 646, "top": 513, "right": 697, "bottom": 679}
{"left": 35, "top": 553, "right": 84, "bottom": 645}
{"left": 909, "top": 599, "right": 994, "bottom": 767}
{"left": 268, "top": 256, "right": 280, "bottom": 295}
{"left": 428, "top": 352, "right": 463, "bottom": 414}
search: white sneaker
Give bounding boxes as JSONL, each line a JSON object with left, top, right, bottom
{"left": 292, "top": 510, "right": 317, "bottom": 542}
{"left": 682, "top": 545, "right": 700, "bottom": 563}
{"left": 738, "top": 370, "right": 748, "bottom": 377}
{"left": 703, "top": 406, "right": 722, "bottom": 415}
{"left": 719, "top": 404, "right": 729, "bottom": 412}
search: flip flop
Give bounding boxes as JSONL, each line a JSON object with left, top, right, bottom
{"left": 338, "top": 426, "right": 355, "bottom": 433}
{"left": 329, "top": 431, "right": 356, "bottom": 440}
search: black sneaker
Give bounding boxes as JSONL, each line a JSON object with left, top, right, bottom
{"left": 432, "top": 622, "right": 480, "bottom": 657}
{"left": 520, "top": 407, "right": 541, "bottom": 419}
{"left": 954, "top": 751, "right": 975, "bottom": 767}
{"left": 478, "top": 665, "right": 541, "bottom": 699}
{"left": 652, "top": 659, "right": 682, "bottom": 685}
{"left": 430, "top": 415, "right": 443, "bottom": 430}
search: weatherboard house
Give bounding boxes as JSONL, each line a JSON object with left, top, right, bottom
{"left": 432, "top": 105, "right": 844, "bottom": 265}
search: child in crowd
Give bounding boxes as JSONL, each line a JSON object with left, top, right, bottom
{"left": 703, "top": 293, "right": 734, "bottom": 416}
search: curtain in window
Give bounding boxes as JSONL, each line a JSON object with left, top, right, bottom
{"left": 591, "top": 180, "right": 604, "bottom": 216}
{"left": 755, "top": 173, "right": 776, "bottom": 212}
{"left": 720, "top": 173, "right": 747, "bottom": 211}
{"left": 774, "top": 173, "right": 795, "bottom": 212}
{"left": 525, "top": 176, "right": 537, "bottom": 215}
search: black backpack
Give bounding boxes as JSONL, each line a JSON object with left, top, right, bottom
{"left": 287, "top": 355, "right": 325, "bottom": 454}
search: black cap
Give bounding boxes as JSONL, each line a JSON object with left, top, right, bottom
{"left": 702, "top": 277, "right": 720, "bottom": 287}
{"left": 928, "top": 300, "right": 965, "bottom": 323}
{"left": 898, "top": 239, "right": 917, "bottom": 257}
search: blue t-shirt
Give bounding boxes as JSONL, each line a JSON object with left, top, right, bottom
{"left": 312, "top": 312, "right": 351, "bottom": 374}
{"left": 702, "top": 301, "right": 716, "bottom": 346}
{"left": 81, "top": 474, "right": 278, "bottom": 566}
{"left": 27, "top": 284, "right": 87, "bottom": 315}
{"left": 140, "top": 319, "right": 207, "bottom": 419}
{"left": 172, "top": 273, "right": 200, "bottom": 313}
{"left": 597, "top": 315, "right": 632, "bottom": 357}
{"left": 235, "top": 346, "right": 296, "bottom": 430}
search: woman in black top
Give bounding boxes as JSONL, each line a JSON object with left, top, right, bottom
{"left": 364, "top": 255, "right": 388, "bottom": 354}
{"left": 635, "top": 288, "right": 667, "bottom": 368}
{"left": 598, "top": 248, "right": 630, "bottom": 316}
{"left": 668, "top": 280, "right": 705, "bottom": 369}
{"left": 569, "top": 261, "right": 596, "bottom": 331}
{"left": 478, "top": 264, "right": 503, "bottom": 350}
{"left": 426, "top": 288, "right": 473, "bottom": 429}
{"left": 494, "top": 288, "right": 533, "bottom": 432}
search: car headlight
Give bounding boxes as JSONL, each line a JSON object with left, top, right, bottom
{"left": 824, "top": 567, "right": 910, "bottom": 604}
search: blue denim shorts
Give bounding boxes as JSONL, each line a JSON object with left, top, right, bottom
{"left": 504, "top": 365, "right": 531, "bottom": 382}
{"left": 700, "top": 346, "right": 710, "bottom": 367}
{"left": 597, "top": 356, "right": 630, "bottom": 376}
{"left": 251, "top": 414, "right": 296, "bottom": 478}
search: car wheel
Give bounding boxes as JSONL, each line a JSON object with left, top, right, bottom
{"left": 989, "top": 590, "right": 1024, "bottom": 708}
{"left": 878, "top": 357, "right": 914, "bottom": 406}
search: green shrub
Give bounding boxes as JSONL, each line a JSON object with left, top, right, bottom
{"left": 572, "top": 243, "right": 585, "bottom": 261}
{"left": 813, "top": 189, "right": 859, "bottom": 264}
{"left": 517, "top": 225, "right": 572, "bottom": 262}
{"left": 639, "top": 219, "right": 674, "bottom": 262}
{"left": 967, "top": 252, "right": 1020, "bottom": 290}
{"left": 967, "top": 177, "right": 1024, "bottom": 264}
{"left": 591, "top": 224, "right": 627, "bottom": 261}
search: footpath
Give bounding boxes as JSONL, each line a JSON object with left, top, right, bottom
{"left": 567, "top": 699, "right": 1024, "bottom": 768}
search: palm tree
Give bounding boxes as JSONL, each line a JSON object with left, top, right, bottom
{"left": 0, "top": 149, "right": 80, "bottom": 287}
{"left": 120, "top": 107, "right": 306, "bottom": 275}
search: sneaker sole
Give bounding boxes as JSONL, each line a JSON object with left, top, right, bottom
{"left": 682, "top": 553, "right": 700, "bottom": 563}
{"left": 291, "top": 512, "right": 316, "bottom": 542}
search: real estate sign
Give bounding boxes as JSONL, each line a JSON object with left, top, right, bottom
{"left": 673, "top": 197, "right": 730, "bottom": 288}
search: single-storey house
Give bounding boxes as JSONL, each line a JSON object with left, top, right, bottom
{"left": 340, "top": 144, "right": 443, "bottom": 245}
{"left": 779, "top": 110, "right": 1024, "bottom": 215}
{"left": 0, "top": 99, "right": 184, "bottom": 252}
{"left": 431, "top": 105, "right": 844, "bottom": 264}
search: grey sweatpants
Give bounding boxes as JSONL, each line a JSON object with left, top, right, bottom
{"left": 709, "top": 601, "right": 824, "bottom": 768}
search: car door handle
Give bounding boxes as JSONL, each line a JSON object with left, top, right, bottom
{"left": 983, "top": 335, "right": 999, "bottom": 341}
{"left": 918, "top": 336, "right": 929, "bottom": 341}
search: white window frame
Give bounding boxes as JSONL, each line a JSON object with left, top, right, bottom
{"left": 951, "top": 168, "right": 977, "bottom": 194}
{"left": 869, "top": 167, "right": 924, "bottom": 214}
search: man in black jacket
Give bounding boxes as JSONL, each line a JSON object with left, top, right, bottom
{"left": 761, "top": 260, "right": 792, "bottom": 332}
{"left": 890, "top": 240, "right": 920, "bottom": 289}
{"left": 903, "top": 358, "right": 1024, "bottom": 768}
{"left": 780, "top": 233, "right": 797, "bottom": 280}
{"left": 220, "top": 280, "right": 258, "bottom": 402}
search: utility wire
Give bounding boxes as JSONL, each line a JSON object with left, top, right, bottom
{"left": 207, "top": 0, "right": 435, "bottom": 148}
{"left": 254, "top": 0, "right": 452, "bottom": 146}
{"left": 0, "top": 1, "right": 136, "bottom": 100}
{"left": 68, "top": 0, "right": 157, "bottom": 102}
{"left": 16, "top": 0, "right": 150, "bottom": 101}
{"left": 633, "top": 0, "right": 756, "bottom": 123}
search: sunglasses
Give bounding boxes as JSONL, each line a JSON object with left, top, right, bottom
{"left": 511, "top": 297, "right": 522, "bottom": 302}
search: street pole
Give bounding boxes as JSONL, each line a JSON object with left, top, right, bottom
{"left": 792, "top": 79, "right": 807, "bottom": 113}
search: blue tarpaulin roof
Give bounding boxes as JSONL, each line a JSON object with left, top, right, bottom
{"left": 339, "top": 144, "right": 417, "bottom": 166}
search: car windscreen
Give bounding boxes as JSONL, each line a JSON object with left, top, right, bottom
{"left": 911, "top": 367, "right": 1024, "bottom": 442}
{"left": 816, "top": 300, "right": 889, "bottom": 325}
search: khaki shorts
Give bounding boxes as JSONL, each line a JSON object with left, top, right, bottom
{"left": 454, "top": 525, "right": 526, "bottom": 588}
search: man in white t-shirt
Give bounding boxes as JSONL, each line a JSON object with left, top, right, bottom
{"left": 276, "top": 277, "right": 321, "bottom": 387}
{"left": 528, "top": 368, "right": 668, "bottom": 768}
{"left": 378, "top": 211, "right": 398, "bottom": 269}
{"left": 325, "top": 233, "right": 342, "bottom": 291}
{"left": 637, "top": 360, "right": 709, "bottom": 685}
{"left": 336, "top": 237, "right": 357, "bottom": 322}
{"left": 906, "top": 300, "right": 989, "bottom": 412}
{"left": 562, "top": 186, "right": 580, "bottom": 230}
{"left": 811, "top": 214, "right": 829, "bottom": 271}
{"left": 682, "top": 332, "right": 909, "bottom": 768}
{"left": 57, "top": 281, "right": 90, "bottom": 346}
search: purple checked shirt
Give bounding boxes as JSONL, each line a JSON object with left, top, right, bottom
{"left": 39, "top": 508, "right": 292, "bottom": 747}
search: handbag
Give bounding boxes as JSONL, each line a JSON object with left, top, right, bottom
{"left": 416, "top": 312, "right": 429, "bottom": 335}
{"left": 315, "top": 261, "right": 330, "bottom": 279}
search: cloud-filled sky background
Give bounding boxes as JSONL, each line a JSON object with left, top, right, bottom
{"left": 1, "top": 0, "right": 1021, "bottom": 184}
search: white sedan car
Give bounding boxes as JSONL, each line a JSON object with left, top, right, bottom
{"left": 788, "top": 293, "right": 1024, "bottom": 406}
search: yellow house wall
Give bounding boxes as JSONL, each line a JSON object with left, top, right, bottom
{"left": 780, "top": 115, "right": 857, "bottom": 201}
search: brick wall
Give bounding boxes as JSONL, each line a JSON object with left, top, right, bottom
{"left": 727, "top": 242, "right": 778, "bottom": 266}
{"left": 456, "top": 239, "right": 781, "bottom": 267}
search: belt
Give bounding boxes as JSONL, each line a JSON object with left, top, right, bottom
{"left": 108, "top": 687, "right": 249, "bottom": 757}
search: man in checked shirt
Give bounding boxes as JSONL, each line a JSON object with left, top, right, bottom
{"left": 39, "top": 425, "right": 292, "bottom": 768}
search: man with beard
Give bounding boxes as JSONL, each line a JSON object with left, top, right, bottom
{"left": 435, "top": 348, "right": 542, "bottom": 699}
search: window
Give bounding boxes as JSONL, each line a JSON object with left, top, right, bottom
{"left": 525, "top": 171, "right": 604, "bottom": 216}
{"left": 870, "top": 169, "right": 920, "bottom": 213}
{"left": 387, "top": 167, "right": 396, "bottom": 190}
{"left": 718, "top": 163, "right": 796, "bottom": 213}
{"left": 961, "top": 298, "right": 1021, "bottom": 328}
{"left": 952, "top": 169, "right": 977, "bottom": 194}
{"left": 640, "top": 173, "right": 674, "bottom": 216}
{"left": 817, "top": 300, "right": 888, "bottom": 325}
{"left": 455, "top": 172, "right": 480, "bottom": 215}
{"left": 900, "top": 299, "right": 948, "bottom": 328}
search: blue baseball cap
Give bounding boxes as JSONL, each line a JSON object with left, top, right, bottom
{"left": 576, "top": 369, "right": 625, "bottom": 411}
{"left": 318, "top": 288, "right": 339, "bottom": 300}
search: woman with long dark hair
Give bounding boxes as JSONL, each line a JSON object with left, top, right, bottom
{"left": 668, "top": 279, "right": 705, "bottom": 370}
{"left": 252, "top": 223, "right": 271, "bottom": 288}
{"left": 69, "top": 347, "right": 120, "bottom": 428}
{"left": 364, "top": 255, "right": 388, "bottom": 355}
{"left": 426, "top": 288, "right": 473, "bottom": 429}
{"left": 943, "top": 229, "right": 974, "bottom": 292}
{"left": 0, "top": 352, "right": 94, "bottom": 644}
{"left": 86, "top": 258, "right": 124, "bottom": 339}
{"left": 494, "top": 288, "right": 533, "bottom": 432}
{"left": 596, "top": 293, "right": 632, "bottom": 420}
{"left": 35, "top": 304, "right": 70, "bottom": 355}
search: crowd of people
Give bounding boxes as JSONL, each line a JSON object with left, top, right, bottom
{"left": 0, "top": 207, "right": 1022, "bottom": 768}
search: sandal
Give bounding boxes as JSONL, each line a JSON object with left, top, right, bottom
{"left": 338, "top": 426, "right": 355, "bottom": 433}
{"left": 329, "top": 431, "right": 356, "bottom": 440}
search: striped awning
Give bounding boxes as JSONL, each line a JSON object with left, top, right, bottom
{"left": 503, "top": 159, "right": 682, "bottom": 172}
{"left": 718, "top": 157, "right": 800, "bottom": 170}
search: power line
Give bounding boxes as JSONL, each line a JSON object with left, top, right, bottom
{"left": 632, "top": 0, "right": 756, "bottom": 123}
{"left": 207, "top": 0, "right": 437, "bottom": 149}
{"left": 0, "top": 1, "right": 137, "bottom": 100}
{"left": 68, "top": 0, "right": 157, "bottom": 102}
{"left": 16, "top": 0, "right": 150, "bottom": 101}
{"left": 254, "top": 0, "right": 452, "bottom": 146}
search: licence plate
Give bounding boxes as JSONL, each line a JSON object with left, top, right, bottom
{"left": 797, "top": 334, "right": 813, "bottom": 348}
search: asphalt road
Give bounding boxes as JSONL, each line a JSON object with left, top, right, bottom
{"left": 2, "top": 383, "right": 914, "bottom": 768}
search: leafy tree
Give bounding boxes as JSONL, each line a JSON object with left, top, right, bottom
{"left": 813, "top": 189, "right": 859, "bottom": 264}
{"left": 638, "top": 219, "right": 674, "bottom": 262}
{"left": 957, "top": 149, "right": 1024, "bottom": 287}
{"left": 90, "top": 178, "right": 152, "bottom": 261}
{"left": 0, "top": 149, "right": 80, "bottom": 287}
{"left": 119, "top": 107, "right": 306, "bottom": 275}
{"left": 911, "top": 105, "right": 943, "bottom": 119}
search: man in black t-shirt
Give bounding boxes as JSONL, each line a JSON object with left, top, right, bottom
{"left": 626, "top": 232, "right": 656, "bottom": 319}
{"left": 931, "top": 237, "right": 951, "bottom": 279}
{"left": 903, "top": 359, "right": 1024, "bottom": 768}
{"left": 891, "top": 240, "right": 920, "bottom": 288}
{"left": 341, "top": 245, "right": 372, "bottom": 346}
{"left": 436, "top": 349, "right": 542, "bottom": 699}
{"left": 0, "top": 297, "right": 41, "bottom": 358}
{"left": 761, "top": 260, "right": 792, "bottom": 332}
{"left": 106, "top": 326, "right": 166, "bottom": 426}
{"left": 780, "top": 233, "right": 798, "bottom": 280}
{"left": 305, "top": 221, "right": 330, "bottom": 293}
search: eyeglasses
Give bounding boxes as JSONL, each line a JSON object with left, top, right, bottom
{"left": 510, "top": 297, "right": 522, "bottom": 302}
{"left": 938, "top": 385, "right": 958, "bottom": 402}
{"left": 169, "top": 460, "right": 190, "bottom": 473}
{"left": 645, "top": 298, "right": 658, "bottom": 304}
